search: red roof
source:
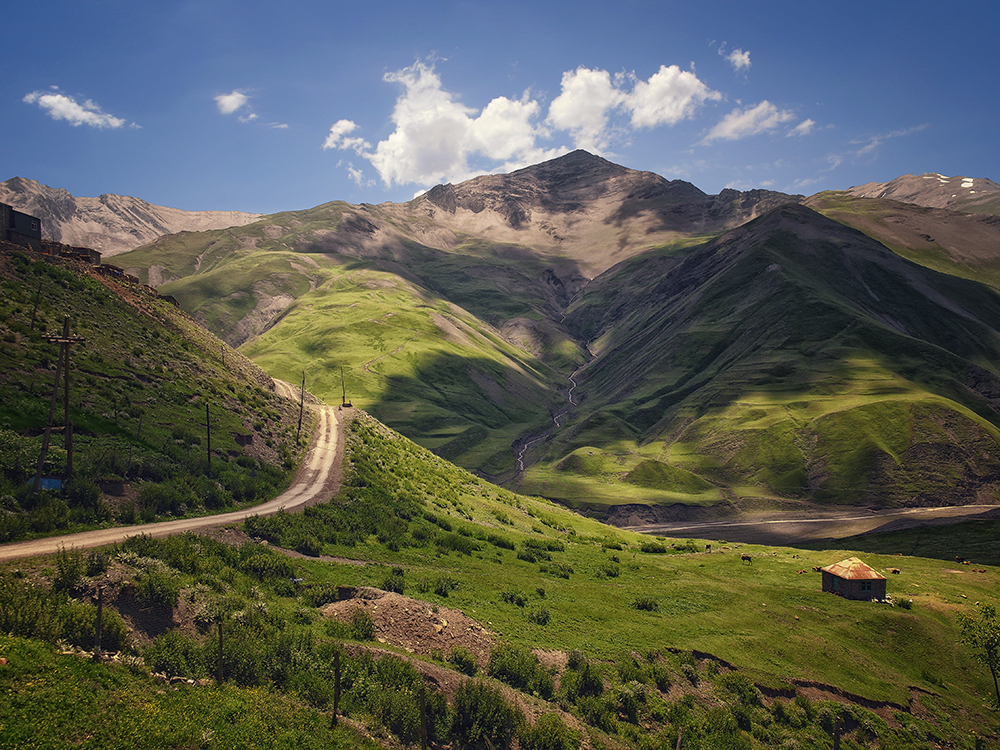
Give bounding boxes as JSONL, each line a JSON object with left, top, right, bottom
{"left": 820, "top": 557, "right": 885, "bottom": 580}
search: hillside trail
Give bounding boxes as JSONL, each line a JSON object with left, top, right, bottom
{"left": 0, "top": 380, "right": 344, "bottom": 561}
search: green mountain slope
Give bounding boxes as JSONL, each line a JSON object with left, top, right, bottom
{"left": 0, "top": 246, "right": 305, "bottom": 542}
{"left": 525, "top": 204, "right": 1000, "bottom": 508}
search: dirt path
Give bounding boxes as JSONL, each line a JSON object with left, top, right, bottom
{"left": 626, "top": 504, "right": 1000, "bottom": 546}
{"left": 0, "top": 381, "right": 345, "bottom": 561}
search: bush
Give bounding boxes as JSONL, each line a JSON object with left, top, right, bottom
{"left": 381, "top": 567, "right": 405, "bottom": 594}
{"left": 520, "top": 713, "right": 579, "bottom": 750}
{"left": 640, "top": 541, "right": 667, "bottom": 553}
{"left": 132, "top": 565, "right": 181, "bottom": 608}
{"left": 350, "top": 607, "right": 376, "bottom": 641}
{"left": 489, "top": 642, "right": 553, "bottom": 697}
{"left": 631, "top": 596, "right": 659, "bottom": 612}
{"left": 452, "top": 679, "right": 524, "bottom": 750}
{"left": 447, "top": 645, "right": 478, "bottom": 676}
{"left": 527, "top": 607, "right": 551, "bottom": 626}
{"left": 144, "top": 629, "right": 205, "bottom": 677}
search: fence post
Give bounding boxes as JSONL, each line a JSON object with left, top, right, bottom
{"left": 93, "top": 586, "right": 103, "bottom": 662}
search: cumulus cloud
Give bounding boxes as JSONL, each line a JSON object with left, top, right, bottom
{"left": 215, "top": 90, "right": 249, "bottom": 115}
{"left": 23, "top": 88, "right": 131, "bottom": 129}
{"left": 726, "top": 48, "right": 751, "bottom": 72}
{"left": 546, "top": 67, "right": 625, "bottom": 151}
{"left": 702, "top": 100, "right": 796, "bottom": 142}
{"left": 624, "top": 64, "right": 722, "bottom": 128}
{"left": 324, "top": 61, "right": 559, "bottom": 187}
{"left": 324, "top": 60, "right": 723, "bottom": 188}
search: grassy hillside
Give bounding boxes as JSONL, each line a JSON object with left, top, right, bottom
{"left": 0, "top": 247, "right": 307, "bottom": 542}
{"left": 808, "top": 192, "right": 1000, "bottom": 294}
{"left": 3, "top": 410, "right": 997, "bottom": 748}
{"left": 523, "top": 205, "right": 1000, "bottom": 509}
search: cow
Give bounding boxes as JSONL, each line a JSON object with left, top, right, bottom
{"left": 741, "top": 554, "right": 753, "bottom": 565}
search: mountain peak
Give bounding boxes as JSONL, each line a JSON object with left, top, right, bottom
{"left": 845, "top": 172, "right": 1000, "bottom": 213}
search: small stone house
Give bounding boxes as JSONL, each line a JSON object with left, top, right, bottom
{"left": 820, "top": 557, "right": 886, "bottom": 601}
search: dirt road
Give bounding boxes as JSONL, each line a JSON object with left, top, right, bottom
{"left": 626, "top": 504, "right": 1000, "bottom": 546}
{"left": 0, "top": 382, "right": 343, "bottom": 561}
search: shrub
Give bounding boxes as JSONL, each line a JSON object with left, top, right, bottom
{"left": 448, "top": 645, "right": 478, "bottom": 676}
{"left": 381, "top": 567, "right": 405, "bottom": 594}
{"left": 527, "top": 607, "right": 551, "bottom": 626}
{"left": 631, "top": 596, "right": 659, "bottom": 612}
{"left": 350, "top": 607, "right": 376, "bottom": 641}
{"left": 489, "top": 642, "right": 554, "bottom": 698}
{"left": 452, "top": 679, "right": 523, "bottom": 750}
{"left": 520, "top": 713, "right": 579, "bottom": 750}
{"left": 640, "top": 541, "right": 667, "bottom": 554}
{"left": 132, "top": 565, "right": 181, "bottom": 608}
{"left": 53, "top": 547, "right": 84, "bottom": 592}
{"left": 144, "top": 629, "right": 205, "bottom": 677}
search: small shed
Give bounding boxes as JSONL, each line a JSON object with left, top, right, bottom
{"left": 820, "top": 557, "right": 886, "bottom": 601}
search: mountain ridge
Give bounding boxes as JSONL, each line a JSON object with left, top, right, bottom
{"left": 0, "top": 176, "right": 264, "bottom": 257}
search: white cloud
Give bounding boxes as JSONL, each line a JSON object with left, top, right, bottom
{"left": 788, "top": 118, "right": 816, "bottom": 137}
{"left": 625, "top": 64, "right": 722, "bottom": 128}
{"left": 703, "top": 100, "right": 796, "bottom": 142}
{"left": 726, "top": 48, "right": 751, "bottom": 71}
{"left": 215, "top": 90, "right": 249, "bottom": 115}
{"left": 323, "top": 119, "right": 368, "bottom": 151}
{"left": 23, "top": 88, "right": 130, "bottom": 129}
{"left": 546, "top": 67, "right": 625, "bottom": 151}
{"left": 324, "top": 60, "right": 720, "bottom": 189}
{"left": 325, "top": 61, "right": 555, "bottom": 187}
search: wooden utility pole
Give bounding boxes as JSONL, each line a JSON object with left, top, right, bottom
{"left": 206, "top": 402, "right": 212, "bottom": 473}
{"left": 93, "top": 586, "right": 103, "bottom": 663}
{"left": 32, "top": 317, "right": 84, "bottom": 491}
{"left": 341, "top": 367, "right": 351, "bottom": 408}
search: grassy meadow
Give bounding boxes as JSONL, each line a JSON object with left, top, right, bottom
{"left": 4, "top": 410, "right": 996, "bottom": 748}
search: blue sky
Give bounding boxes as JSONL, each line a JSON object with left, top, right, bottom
{"left": 5, "top": 0, "right": 997, "bottom": 214}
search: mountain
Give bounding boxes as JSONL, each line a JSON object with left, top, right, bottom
{"left": 537, "top": 203, "right": 1000, "bottom": 510}
{"left": 50, "top": 154, "right": 1000, "bottom": 512}
{"left": 844, "top": 172, "right": 1000, "bottom": 215}
{"left": 0, "top": 177, "right": 264, "bottom": 257}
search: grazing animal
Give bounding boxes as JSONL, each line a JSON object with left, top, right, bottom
{"left": 812, "top": 566, "right": 822, "bottom": 572}
{"left": 956, "top": 556, "right": 965, "bottom": 563}
{"left": 741, "top": 554, "right": 753, "bottom": 565}
{"left": 705, "top": 544, "right": 712, "bottom": 553}
{"left": 889, "top": 568, "right": 900, "bottom": 574}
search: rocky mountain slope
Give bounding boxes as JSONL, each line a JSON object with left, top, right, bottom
{"left": 0, "top": 177, "right": 263, "bottom": 257}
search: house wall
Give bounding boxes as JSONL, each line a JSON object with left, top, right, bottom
{"left": 1, "top": 202, "right": 43, "bottom": 250}
{"left": 822, "top": 572, "right": 886, "bottom": 601}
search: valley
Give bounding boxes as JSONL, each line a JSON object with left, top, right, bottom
{"left": 3, "top": 154, "right": 1000, "bottom": 748}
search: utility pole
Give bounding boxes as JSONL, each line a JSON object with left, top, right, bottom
{"left": 341, "top": 367, "right": 351, "bottom": 408}
{"left": 206, "top": 402, "right": 212, "bottom": 473}
{"left": 32, "top": 317, "right": 84, "bottom": 491}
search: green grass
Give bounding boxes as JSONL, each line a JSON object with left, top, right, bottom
{"left": 0, "top": 251, "right": 308, "bottom": 542}
{"left": 4, "top": 411, "right": 999, "bottom": 747}
{"left": 0, "top": 635, "right": 382, "bottom": 750}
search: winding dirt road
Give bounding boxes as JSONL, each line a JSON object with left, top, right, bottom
{"left": 0, "top": 381, "right": 344, "bottom": 561}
